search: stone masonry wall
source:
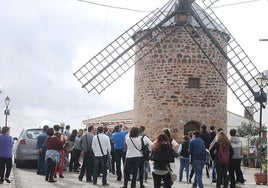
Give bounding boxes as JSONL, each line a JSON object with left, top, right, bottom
{"left": 133, "top": 26, "right": 227, "bottom": 142}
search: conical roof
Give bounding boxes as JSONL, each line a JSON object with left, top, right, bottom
{"left": 160, "top": 0, "right": 227, "bottom": 34}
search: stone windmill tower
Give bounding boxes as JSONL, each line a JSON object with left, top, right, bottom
{"left": 74, "top": 0, "right": 263, "bottom": 141}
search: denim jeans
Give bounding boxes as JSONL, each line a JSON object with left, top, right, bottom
{"left": 115, "top": 149, "right": 126, "bottom": 180}
{"left": 179, "top": 157, "right": 189, "bottom": 181}
{"left": 79, "top": 152, "right": 94, "bottom": 181}
{"left": 212, "top": 160, "right": 217, "bottom": 181}
{"left": 216, "top": 160, "right": 228, "bottom": 188}
{"left": 124, "top": 157, "right": 141, "bottom": 188}
{"left": 37, "top": 151, "right": 46, "bottom": 175}
{"left": 93, "top": 155, "right": 108, "bottom": 185}
{"left": 192, "top": 160, "right": 205, "bottom": 188}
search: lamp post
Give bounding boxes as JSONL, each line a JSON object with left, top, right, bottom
{"left": 4, "top": 96, "right": 10, "bottom": 127}
{"left": 255, "top": 73, "right": 268, "bottom": 138}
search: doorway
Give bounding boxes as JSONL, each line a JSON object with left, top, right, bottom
{"left": 184, "top": 121, "right": 201, "bottom": 136}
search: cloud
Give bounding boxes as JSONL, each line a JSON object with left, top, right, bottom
{"left": 0, "top": 0, "right": 267, "bottom": 136}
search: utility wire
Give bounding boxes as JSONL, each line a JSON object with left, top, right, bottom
{"left": 212, "top": 0, "right": 262, "bottom": 8}
{"left": 77, "top": 0, "right": 149, "bottom": 12}
{"left": 77, "top": 0, "right": 264, "bottom": 12}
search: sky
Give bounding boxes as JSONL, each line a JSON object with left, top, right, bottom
{"left": 0, "top": 0, "right": 267, "bottom": 137}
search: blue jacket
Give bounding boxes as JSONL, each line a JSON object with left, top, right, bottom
{"left": 0, "top": 134, "right": 13, "bottom": 158}
{"left": 112, "top": 130, "right": 128, "bottom": 150}
{"left": 36, "top": 132, "right": 47, "bottom": 150}
{"left": 189, "top": 137, "right": 206, "bottom": 161}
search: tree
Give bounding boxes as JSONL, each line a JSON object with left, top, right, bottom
{"left": 238, "top": 121, "right": 259, "bottom": 156}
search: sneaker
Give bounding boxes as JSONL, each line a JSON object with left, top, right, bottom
{"left": 0, "top": 180, "right": 3, "bottom": 184}
{"left": 102, "top": 183, "right": 110, "bottom": 186}
{"left": 48, "top": 179, "right": 57, "bottom": 183}
{"left": 5, "top": 178, "right": 11, "bottom": 183}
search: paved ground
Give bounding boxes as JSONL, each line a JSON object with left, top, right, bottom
{"left": 2, "top": 159, "right": 268, "bottom": 188}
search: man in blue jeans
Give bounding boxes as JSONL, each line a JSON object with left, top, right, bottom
{"left": 112, "top": 124, "right": 128, "bottom": 181}
{"left": 178, "top": 135, "right": 190, "bottom": 182}
{"left": 189, "top": 130, "right": 207, "bottom": 188}
{"left": 36, "top": 125, "right": 49, "bottom": 175}
{"left": 92, "top": 126, "right": 111, "bottom": 186}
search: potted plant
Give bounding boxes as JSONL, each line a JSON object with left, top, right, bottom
{"left": 238, "top": 121, "right": 259, "bottom": 167}
{"left": 251, "top": 137, "right": 267, "bottom": 185}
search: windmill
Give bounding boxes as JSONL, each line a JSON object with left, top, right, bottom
{"left": 74, "top": 0, "right": 265, "bottom": 139}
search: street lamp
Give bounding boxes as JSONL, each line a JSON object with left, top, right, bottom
{"left": 254, "top": 73, "right": 268, "bottom": 138}
{"left": 4, "top": 96, "right": 10, "bottom": 127}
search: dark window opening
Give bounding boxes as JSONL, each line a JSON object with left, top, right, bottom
{"left": 189, "top": 78, "right": 200, "bottom": 88}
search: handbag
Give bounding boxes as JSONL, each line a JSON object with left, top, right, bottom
{"left": 166, "top": 165, "right": 177, "bottom": 182}
{"left": 130, "top": 136, "right": 149, "bottom": 160}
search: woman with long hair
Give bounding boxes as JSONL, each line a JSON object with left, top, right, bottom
{"left": 209, "top": 131, "right": 234, "bottom": 188}
{"left": 120, "top": 127, "right": 142, "bottom": 188}
{"left": 150, "top": 133, "right": 176, "bottom": 188}
{"left": 45, "top": 128, "right": 65, "bottom": 183}
{"left": 162, "top": 128, "right": 179, "bottom": 151}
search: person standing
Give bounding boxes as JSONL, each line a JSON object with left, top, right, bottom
{"left": 229, "top": 129, "right": 245, "bottom": 188}
{"left": 53, "top": 124, "right": 66, "bottom": 179}
{"left": 64, "top": 125, "right": 71, "bottom": 139}
{"left": 138, "top": 126, "right": 153, "bottom": 188}
{"left": 63, "top": 125, "right": 71, "bottom": 170}
{"left": 200, "top": 125, "right": 211, "bottom": 178}
{"left": 112, "top": 124, "right": 128, "bottom": 181}
{"left": 0, "top": 126, "right": 13, "bottom": 184}
{"left": 36, "top": 125, "right": 49, "bottom": 175}
{"left": 150, "top": 133, "right": 176, "bottom": 188}
{"left": 92, "top": 126, "right": 111, "bottom": 186}
{"left": 78, "top": 126, "right": 94, "bottom": 182}
{"left": 104, "top": 126, "right": 114, "bottom": 174}
{"left": 200, "top": 125, "right": 211, "bottom": 149}
{"left": 162, "top": 128, "right": 179, "bottom": 151}
{"left": 209, "top": 125, "right": 217, "bottom": 182}
{"left": 72, "top": 129, "right": 83, "bottom": 173}
{"left": 45, "top": 127, "right": 65, "bottom": 183}
{"left": 189, "top": 130, "right": 207, "bottom": 188}
{"left": 178, "top": 135, "right": 190, "bottom": 182}
{"left": 209, "top": 126, "right": 216, "bottom": 144}
{"left": 68, "top": 129, "right": 77, "bottom": 172}
{"left": 121, "top": 127, "right": 142, "bottom": 188}
{"left": 210, "top": 131, "right": 234, "bottom": 188}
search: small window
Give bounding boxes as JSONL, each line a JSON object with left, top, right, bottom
{"left": 189, "top": 78, "right": 200, "bottom": 88}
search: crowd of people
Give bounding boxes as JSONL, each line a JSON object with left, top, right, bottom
{"left": 34, "top": 124, "right": 181, "bottom": 187}
{"left": 177, "top": 125, "right": 245, "bottom": 188}
{"left": 0, "top": 124, "right": 246, "bottom": 188}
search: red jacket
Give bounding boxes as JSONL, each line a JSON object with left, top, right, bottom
{"left": 46, "top": 135, "right": 64, "bottom": 150}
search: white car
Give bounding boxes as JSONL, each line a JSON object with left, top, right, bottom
{"left": 14, "top": 128, "right": 43, "bottom": 168}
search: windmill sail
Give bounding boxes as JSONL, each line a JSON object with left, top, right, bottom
{"left": 74, "top": 0, "right": 262, "bottom": 114}
{"left": 74, "top": 0, "right": 179, "bottom": 94}
{"left": 182, "top": 0, "right": 261, "bottom": 114}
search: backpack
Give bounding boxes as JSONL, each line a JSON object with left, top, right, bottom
{"left": 217, "top": 145, "right": 230, "bottom": 164}
{"left": 141, "top": 135, "right": 150, "bottom": 161}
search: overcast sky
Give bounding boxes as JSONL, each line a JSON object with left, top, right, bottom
{"left": 0, "top": 0, "right": 267, "bottom": 137}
